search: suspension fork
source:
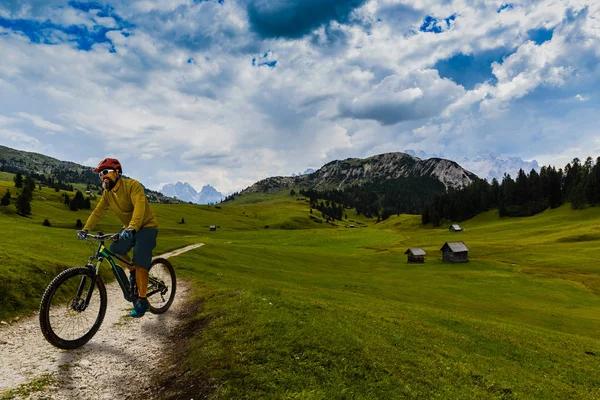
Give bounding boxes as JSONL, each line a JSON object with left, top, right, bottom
{"left": 74, "top": 261, "right": 101, "bottom": 312}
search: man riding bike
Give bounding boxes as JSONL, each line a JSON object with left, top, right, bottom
{"left": 77, "top": 158, "right": 158, "bottom": 318}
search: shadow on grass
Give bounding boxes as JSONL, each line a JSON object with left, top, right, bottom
{"left": 145, "top": 296, "right": 214, "bottom": 400}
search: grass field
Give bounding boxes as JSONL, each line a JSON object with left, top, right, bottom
{"left": 0, "top": 173, "right": 599, "bottom": 399}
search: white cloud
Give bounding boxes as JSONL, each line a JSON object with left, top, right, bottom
{"left": 0, "top": 128, "right": 43, "bottom": 149}
{"left": 339, "top": 70, "right": 464, "bottom": 124}
{"left": 0, "top": 0, "right": 599, "bottom": 192}
{"left": 16, "top": 112, "right": 65, "bottom": 132}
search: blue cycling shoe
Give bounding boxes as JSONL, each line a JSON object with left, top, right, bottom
{"left": 130, "top": 297, "right": 149, "bottom": 318}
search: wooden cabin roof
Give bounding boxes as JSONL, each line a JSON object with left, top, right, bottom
{"left": 440, "top": 241, "right": 469, "bottom": 253}
{"left": 404, "top": 248, "right": 426, "bottom": 256}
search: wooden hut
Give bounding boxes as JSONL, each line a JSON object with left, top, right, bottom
{"left": 449, "top": 224, "right": 463, "bottom": 232}
{"left": 404, "top": 248, "right": 426, "bottom": 263}
{"left": 440, "top": 241, "right": 469, "bottom": 262}
{"left": 209, "top": 225, "right": 217, "bottom": 231}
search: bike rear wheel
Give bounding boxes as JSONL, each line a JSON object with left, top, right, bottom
{"left": 147, "top": 257, "right": 176, "bottom": 314}
{"left": 39, "top": 267, "right": 107, "bottom": 349}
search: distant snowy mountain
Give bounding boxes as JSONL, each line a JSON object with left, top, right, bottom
{"left": 457, "top": 154, "right": 539, "bottom": 183}
{"left": 404, "top": 149, "right": 444, "bottom": 159}
{"left": 197, "top": 184, "right": 226, "bottom": 204}
{"left": 160, "top": 182, "right": 225, "bottom": 204}
{"left": 291, "top": 168, "right": 316, "bottom": 177}
{"left": 403, "top": 150, "right": 539, "bottom": 183}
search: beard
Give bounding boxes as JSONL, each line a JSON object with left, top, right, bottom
{"left": 102, "top": 177, "right": 118, "bottom": 190}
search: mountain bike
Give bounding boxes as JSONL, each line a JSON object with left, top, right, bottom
{"left": 39, "top": 232, "right": 176, "bottom": 350}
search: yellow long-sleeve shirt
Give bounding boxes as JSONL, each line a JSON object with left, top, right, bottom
{"left": 83, "top": 178, "right": 158, "bottom": 232}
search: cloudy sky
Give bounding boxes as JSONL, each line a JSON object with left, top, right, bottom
{"left": 0, "top": 0, "right": 598, "bottom": 193}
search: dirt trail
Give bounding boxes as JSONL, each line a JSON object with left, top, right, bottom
{"left": 0, "top": 243, "right": 204, "bottom": 400}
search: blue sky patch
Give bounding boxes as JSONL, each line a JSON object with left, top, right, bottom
{"left": 527, "top": 27, "right": 553, "bottom": 45}
{"left": 0, "top": 16, "right": 122, "bottom": 51}
{"left": 68, "top": 1, "right": 131, "bottom": 28}
{"left": 497, "top": 4, "right": 514, "bottom": 13}
{"left": 420, "top": 14, "right": 455, "bottom": 34}
{"left": 247, "top": 0, "right": 367, "bottom": 39}
{"left": 261, "top": 60, "right": 277, "bottom": 68}
{"left": 252, "top": 51, "right": 277, "bottom": 68}
{"left": 0, "top": 2, "right": 133, "bottom": 52}
{"left": 434, "top": 48, "right": 512, "bottom": 90}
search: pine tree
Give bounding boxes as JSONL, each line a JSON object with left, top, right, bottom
{"left": 73, "top": 191, "right": 85, "bottom": 209}
{"left": 1, "top": 189, "right": 10, "bottom": 206}
{"left": 14, "top": 173, "right": 23, "bottom": 188}
{"left": 24, "top": 176, "right": 36, "bottom": 192}
{"left": 69, "top": 198, "right": 79, "bottom": 211}
{"left": 64, "top": 193, "right": 71, "bottom": 205}
{"left": 76, "top": 219, "right": 83, "bottom": 229}
{"left": 22, "top": 185, "right": 33, "bottom": 202}
{"left": 16, "top": 192, "right": 31, "bottom": 216}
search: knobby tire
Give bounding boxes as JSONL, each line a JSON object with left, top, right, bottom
{"left": 148, "top": 258, "right": 176, "bottom": 314}
{"left": 39, "top": 267, "right": 107, "bottom": 350}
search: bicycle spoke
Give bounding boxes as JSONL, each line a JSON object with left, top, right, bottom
{"left": 46, "top": 273, "right": 102, "bottom": 341}
{"left": 146, "top": 259, "right": 176, "bottom": 314}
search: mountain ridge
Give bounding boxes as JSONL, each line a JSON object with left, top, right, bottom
{"left": 242, "top": 152, "right": 477, "bottom": 195}
{"left": 0, "top": 145, "right": 182, "bottom": 204}
{"left": 403, "top": 149, "right": 539, "bottom": 183}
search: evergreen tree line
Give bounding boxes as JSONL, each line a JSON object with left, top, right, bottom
{"left": 2, "top": 173, "right": 92, "bottom": 217}
{"left": 221, "top": 191, "right": 240, "bottom": 203}
{"left": 12, "top": 171, "right": 75, "bottom": 192}
{"left": 422, "top": 157, "right": 600, "bottom": 226}
{"left": 64, "top": 191, "right": 92, "bottom": 211}
{"left": 0, "top": 165, "right": 97, "bottom": 192}
{"left": 0, "top": 158, "right": 98, "bottom": 186}
{"left": 310, "top": 199, "right": 345, "bottom": 221}
{"left": 301, "top": 176, "right": 446, "bottom": 221}
{"left": 8, "top": 173, "right": 37, "bottom": 216}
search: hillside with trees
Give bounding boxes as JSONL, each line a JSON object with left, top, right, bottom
{"left": 422, "top": 157, "right": 599, "bottom": 225}
{"left": 0, "top": 145, "right": 182, "bottom": 204}
{"left": 301, "top": 175, "right": 446, "bottom": 221}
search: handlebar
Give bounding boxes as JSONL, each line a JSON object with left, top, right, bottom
{"left": 84, "top": 232, "right": 121, "bottom": 242}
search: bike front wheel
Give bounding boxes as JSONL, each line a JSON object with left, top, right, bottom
{"left": 147, "top": 257, "right": 176, "bottom": 314}
{"left": 39, "top": 267, "right": 107, "bottom": 349}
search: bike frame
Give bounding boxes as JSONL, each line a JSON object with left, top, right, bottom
{"left": 80, "top": 232, "right": 165, "bottom": 307}
{"left": 84, "top": 233, "right": 137, "bottom": 303}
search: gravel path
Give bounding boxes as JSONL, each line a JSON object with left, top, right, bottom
{"left": 0, "top": 243, "right": 204, "bottom": 400}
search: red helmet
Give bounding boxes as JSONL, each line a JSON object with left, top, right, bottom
{"left": 94, "top": 158, "right": 122, "bottom": 173}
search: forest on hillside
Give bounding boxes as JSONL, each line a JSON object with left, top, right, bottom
{"left": 422, "top": 156, "right": 599, "bottom": 225}
{"left": 300, "top": 176, "right": 446, "bottom": 221}
{"left": 295, "top": 157, "right": 599, "bottom": 226}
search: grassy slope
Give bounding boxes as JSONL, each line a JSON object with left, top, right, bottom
{"left": 171, "top": 210, "right": 600, "bottom": 399}
{"left": 1, "top": 175, "right": 599, "bottom": 398}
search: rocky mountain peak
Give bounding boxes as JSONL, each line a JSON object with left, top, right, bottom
{"left": 160, "top": 182, "right": 225, "bottom": 204}
{"left": 243, "top": 151, "right": 477, "bottom": 194}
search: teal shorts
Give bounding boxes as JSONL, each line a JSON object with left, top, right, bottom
{"left": 110, "top": 228, "right": 158, "bottom": 269}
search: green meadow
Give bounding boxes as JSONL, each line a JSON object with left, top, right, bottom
{"left": 0, "top": 173, "right": 599, "bottom": 399}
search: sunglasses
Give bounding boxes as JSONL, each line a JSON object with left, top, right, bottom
{"left": 98, "top": 169, "right": 115, "bottom": 178}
